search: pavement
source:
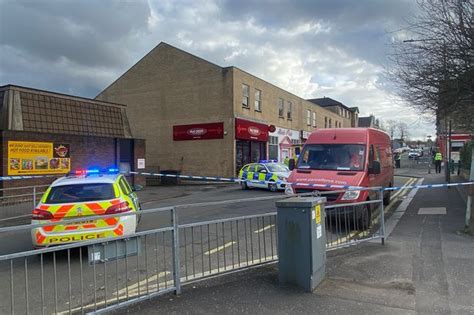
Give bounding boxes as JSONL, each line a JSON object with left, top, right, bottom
{"left": 117, "top": 170, "right": 474, "bottom": 314}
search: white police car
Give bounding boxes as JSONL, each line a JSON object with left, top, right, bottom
{"left": 238, "top": 160, "right": 290, "bottom": 192}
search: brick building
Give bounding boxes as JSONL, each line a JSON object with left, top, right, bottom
{"left": 96, "top": 42, "right": 356, "bottom": 177}
{"left": 0, "top": 85, "right": 145, "bottom": 195}
{"left": 307, "top": 97, "right": 359, "bottom": 128}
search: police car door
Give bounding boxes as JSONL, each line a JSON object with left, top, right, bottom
{"left": 255, "top": 164, "right": 269, "bottom": 188}
{"left": 119, "top": 176, "right": 140, "bottom": 210}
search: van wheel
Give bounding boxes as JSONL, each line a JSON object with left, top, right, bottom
{"left": 268, "top": 182, "right": 278, "bottom": 192}
{"left": 241, "top": 181, "right": 249, "bottom": 190}
{"left": 383, "top": 188, "right": 391, "bottom": 206}
{"left": 357, "top": 204, "right": 371, "bottom": 230}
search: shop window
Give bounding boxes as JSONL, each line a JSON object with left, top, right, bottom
{"left": 242, "top": 84, "right": 249, "bottom": 108}
{"left": 307, "top": 110, "right": 311, "bottom": 126}
{"left": 312, "top": 112, "right": 316, "bottom": 127}
{"left": 255, "top": 89, "right": 261, "bottom": 111}
{"left": 278, "top": 98, "right": 284, "bottom": 118}
{"left": 269, "top": 136, "right": 278, "bottom": 160}
{"left": 287, "top": 101, "right": 292, "bottom": 120}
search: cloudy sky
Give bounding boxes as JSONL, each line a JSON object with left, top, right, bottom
{"left": 0, "top": 0, "right": 435, "bottom": 139}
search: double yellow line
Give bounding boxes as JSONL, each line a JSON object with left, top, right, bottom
{"left": 384, "top": 177, "right": 417, "bottom": 213}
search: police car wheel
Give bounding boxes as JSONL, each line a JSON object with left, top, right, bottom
{"left": 241, "top": 181, "right": 249, "bottom": 190}
{"left": 268, "top": 182, "right": 278, "bottom": 192}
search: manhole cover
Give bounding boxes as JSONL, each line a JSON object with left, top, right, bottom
{"left": 418, "top": 207, "right": 446, "bottom": 215}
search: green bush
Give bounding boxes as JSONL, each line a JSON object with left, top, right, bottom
{"left": 460, "top": 141, "right": 473, "bottom": 170}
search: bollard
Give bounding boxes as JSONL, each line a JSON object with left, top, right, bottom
{"left": 275, "top": 197, "right": 326, "bottom": 292}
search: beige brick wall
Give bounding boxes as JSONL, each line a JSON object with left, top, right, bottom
{"left": 232, "top": 68, "right": 349, "bottom": 134}
{"left": 96, "top": 43, "right": 236, "bottom": 177}
{"left": 96, "top": 43, "right": 355, "bottom": 178}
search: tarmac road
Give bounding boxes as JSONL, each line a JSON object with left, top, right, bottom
{"left": 0, "top": 176, "right": 413, "bottom": 314}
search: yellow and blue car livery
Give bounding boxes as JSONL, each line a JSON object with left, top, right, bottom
{"left": 238, "top": 160, "right": 290, "bottom": 192}
{"left": 31, "top": 168, "right": 141, "bottom": 247}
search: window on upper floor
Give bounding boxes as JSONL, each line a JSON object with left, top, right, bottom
{"left": 278, "top": 98, "right": 284, "bottom": 118}
{"left": 255, "top": 89, "right": 261, "bottom": 111}
{"left": 324, "top": 117, "right": 328, "bottom": 128}
{"left": 307, "top": 110, "right": 311, "bottom": 126}
{"left": 242, "top": 84, "right": 249, "bottom": 108}
{"left": 329, "top": 118, "right": 332, "bottom": 128}
{"left": 287, "top": 101, "right": 292, "bottom": 120}
{"left": 312, "top": 112, "right": 316, "bottom": 127}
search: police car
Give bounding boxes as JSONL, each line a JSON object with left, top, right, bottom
{"left": 31, "top": 168, "right": 141, "bottom": 247}
{"left": 238, "top": 160, "right": 290, "bottom": 192}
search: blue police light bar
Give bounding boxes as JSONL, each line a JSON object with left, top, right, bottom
{"left": 259, "top": 159, "right": 277, "bottom": 163}
{"left": 71, "top": 168, "right": 118, "bottom": 176}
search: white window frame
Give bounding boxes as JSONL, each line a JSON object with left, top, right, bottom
{"left": 307, "top": 110, "right": 311, "bottom": 126}
{"left": 312, "top": 112, "right": 316, "bottom": 127}
{"left": 287, "top": 101, "right": 292, "bottom": 120}
{"left": 242, "top": 84, "right": 249, "bottom": 108}
{"left": 278, "top": 98, "right": 284, "bottom": 118}
{"left": 255, "top": 89, "right": 261, "bottom": 111}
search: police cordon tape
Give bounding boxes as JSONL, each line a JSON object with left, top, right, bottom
{"left": 0, "top": 171, "right": 473, "bottom": 191}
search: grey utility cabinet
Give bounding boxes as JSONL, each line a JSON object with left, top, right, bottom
{"left": 276, "top": 196, "right": 327, "bottom": 292}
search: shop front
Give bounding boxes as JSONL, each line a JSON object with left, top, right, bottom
{"left": 235, "top": 118, "right": 268, "bottom": 174}
{"left": 269, "top": 127, "right": 300, "bottom": 163}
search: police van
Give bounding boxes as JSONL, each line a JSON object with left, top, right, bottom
{"left": 238, "top": 160, "right": 290, "bottom": 192}
{"left": 31, "top": 169, "right": 141, "bottom": 247}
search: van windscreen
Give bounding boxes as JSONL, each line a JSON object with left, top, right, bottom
{"left": 297, "top": 144, "right": 366, "bottom": 171}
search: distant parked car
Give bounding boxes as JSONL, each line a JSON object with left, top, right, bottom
{"left": 408, "top": 150, "right": 421, "bottom": 159}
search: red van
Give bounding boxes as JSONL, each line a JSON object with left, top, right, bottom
{"left": 286, "top": 128, "right": 394, "bottom": 227}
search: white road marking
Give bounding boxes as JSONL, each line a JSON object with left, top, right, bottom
{"left": 204, "top": 241, "right": 236, "bottom": 255}
{"left": 254, "top": 224, "right": 275, "bottom": 233}
{"left": 382, "top": 178, "right": 424, "bottom": 239}
{"left": 114, "top": 271, "right": 171, "bottom": 295}
{"left": 65, "top": 255, "right": 279, "bottom": 314}
{"left": 384, "top": 178, "right": 416, "bottom": 213}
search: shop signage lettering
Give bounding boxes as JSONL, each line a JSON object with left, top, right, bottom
{"left": 187, "top": 128, "right": 207, "bottom": 136}
{"left": 173, "top": 122, "right": 224, "bottom": 141}
{"left": 248, "top": 126, "right": 261, "bottom": 136}
{"left": 235, "top": 118, "right": 269, "bottom": 142}
{"left": 8, "top": 141, "right": 71, "bottom": 175}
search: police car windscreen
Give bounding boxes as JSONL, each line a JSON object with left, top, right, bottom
{"left": 266, "top": 163, "right": 289, "bottom": 172}
{"left": 297, "top": 144, "right": 366, "bottom": 171}
{"left": 45, "top": 184, "right": 115, "bottom": 204}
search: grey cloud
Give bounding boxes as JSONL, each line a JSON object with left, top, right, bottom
{"left": 0, "top": 0, "right": 150, "bottom": 68}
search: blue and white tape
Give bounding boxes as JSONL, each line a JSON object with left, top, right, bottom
{"left": 0, "top": 171, "right": 473, "bottom": 192}
{"left": 0, "top": 175, "right": 59, "bottom": 181}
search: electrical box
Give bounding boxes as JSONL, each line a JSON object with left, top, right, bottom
{"left": 276, "top": 197, "right": 327, "bottom": 292}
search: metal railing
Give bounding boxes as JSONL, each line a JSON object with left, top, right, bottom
{"left": 0, "top": 185, "right": 49, "bottom": 207}
{"left": 0, "top": 190, "right": 385, "bottom": 314}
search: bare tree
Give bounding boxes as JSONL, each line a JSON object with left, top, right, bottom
{"left": 397, "top": 122, "right": 410, "bottom": 141}
{"left": 388, "top": 0, "right": 473, "bottom": 131}
{"left": 384, "top": 119, "right": 399, "bottom": 139}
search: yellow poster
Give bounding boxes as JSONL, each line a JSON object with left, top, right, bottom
{"left": 315, "top": 205, "right": 321, "bottom": 224}
{"left": 8, "top": 141, "right": 71, "bottom": 175}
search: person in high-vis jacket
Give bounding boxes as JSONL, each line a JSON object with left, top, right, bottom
{"left": 434, "top": 151, "right": 442, "bottom": 173}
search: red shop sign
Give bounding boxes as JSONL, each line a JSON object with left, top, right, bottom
{"left": 173, "top": 122, "right": 224, "bottom": 141}
{"left": 235, "top": 118, "right": 269, "bottom": 142}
